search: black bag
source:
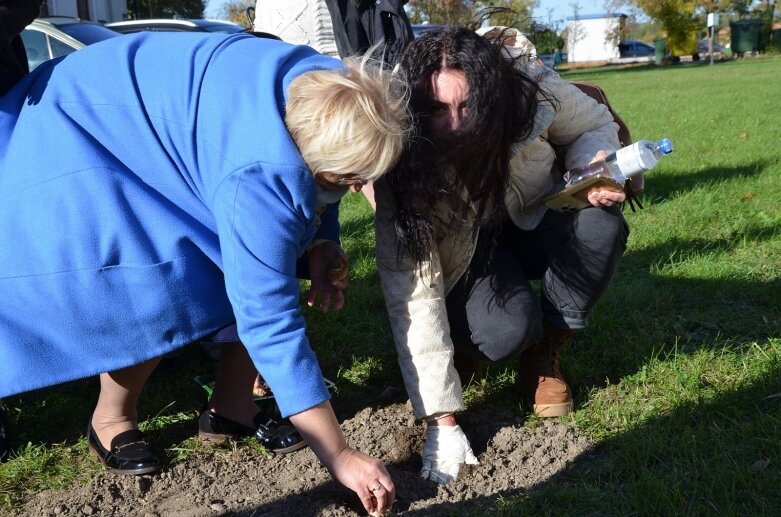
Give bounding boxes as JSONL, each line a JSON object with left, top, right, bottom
{"left": 324, "top": 0, "right": 414, "bottom": 67}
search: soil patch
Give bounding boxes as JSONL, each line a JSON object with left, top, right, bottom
{"left": 21, "top": 403, "right": 593, "bottom": 516}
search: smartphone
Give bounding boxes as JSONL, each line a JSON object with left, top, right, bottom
{"left": 544, "top": 174, "right": 624, "bottom": 212}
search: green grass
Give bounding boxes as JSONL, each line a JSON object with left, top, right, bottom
{"left": 2, "top": 56, "right": 781, "bottom": 514}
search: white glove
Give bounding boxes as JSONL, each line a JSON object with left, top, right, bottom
{"left": 420, "top": 424, "right": 479, "bottom": 484}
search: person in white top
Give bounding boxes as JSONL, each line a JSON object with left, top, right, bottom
{"left": 253, "top": 0, "right": 339, "bottom": 57}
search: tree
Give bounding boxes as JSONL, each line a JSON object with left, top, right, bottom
{"left": 220, "top": 0, "right": 253, "bottom": 28}
{"left": 525, "top": 21, "right": 564, "bottom": 53}
{"left": 608, "top": 0, "right": 700, "bottom": 54}
{"left": 484, "top": 0, "right": 538, "bottom": 30}
{"left": 406, "top": 0, "right": 478, "bottom": 25}
{"left": 699, "top": 0, "right": 749, "bottom": 15}
{"left": 126, "top": 0, "right": 205, "bottom": 19}
{"left": 406, "top": 0, "right": 538, "bottom": 27}
{"left": 565, "top": 2, "right": 588, "bottom": 61}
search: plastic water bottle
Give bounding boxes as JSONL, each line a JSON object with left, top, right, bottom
{"left": 564, "top": 138, "right": 674, "bottom": 187}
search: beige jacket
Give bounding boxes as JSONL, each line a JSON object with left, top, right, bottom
{"left": 375, "top": 32, "right": 621, "bottom": 419}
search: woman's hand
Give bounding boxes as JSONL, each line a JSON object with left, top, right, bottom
{"left": 328, "top": 447, "right": 396, "bottom": 515}
{"left": 306, "top": 241, "right": 349, "bottom": 312}
{"left": 289, "top": 402, "right": 395, "bottom": 515}
{"left": 586, "top": 188, "right": 625, "bottom": 207}
{"left": 586, "top": 150, "right": 627, "bottom": 207}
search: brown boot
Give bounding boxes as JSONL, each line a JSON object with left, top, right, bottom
{"left": 517, "top": 322, "right": 574, "bottom": 417}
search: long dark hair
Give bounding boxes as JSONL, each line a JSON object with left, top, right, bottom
{"left": 386, "top": 26, "right": 546, "bottom": 266}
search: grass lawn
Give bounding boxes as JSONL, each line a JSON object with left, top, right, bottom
{"left": 2, "top": 56, "right": 780, "bottom": 514}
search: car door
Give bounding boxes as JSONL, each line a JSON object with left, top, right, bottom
{"left": 20, "top": 28, "right": 79, "bottom": 71}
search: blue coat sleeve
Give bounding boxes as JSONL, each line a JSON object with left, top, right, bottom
{"left": 211, "top": 163, "right": 331, "bottom": 417}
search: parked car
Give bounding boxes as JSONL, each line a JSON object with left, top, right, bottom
{"left": 538, "top": 53, "right": 555, "bottom": 67}
{"left": 21, "top": 17, "right": 120, "bottom": 71}
{"left": 106, "top": 19, "right": 247, "bottom": 35}
{"left": 698, "top": 38, "right": 724, "bottom": 55}
{"left": 618, "top": 40, "right": 655, "bottom": 58}
{"left": 537, "top": 51, "right": 567, "bottom": 69}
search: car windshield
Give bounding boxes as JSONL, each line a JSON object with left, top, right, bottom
{"left": 57, "top": 23, "right": 120, "bottom": 45}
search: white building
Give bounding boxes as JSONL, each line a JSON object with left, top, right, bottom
{"left": 42, "top": 0, "right": 128, "bottom": 23}
{"left": 566, "top": 13, "right": 626, "bottom": 63}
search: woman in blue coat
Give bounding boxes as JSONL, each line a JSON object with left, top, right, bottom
{"left": 0, "top": 32, "right": 408, "bottom": 514}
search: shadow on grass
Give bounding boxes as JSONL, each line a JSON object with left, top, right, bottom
{"left": 570, "top": 217, "right": 781, "bottom": 391}
{"left": 642, "top": 159, "right": 776, "bottom": 205}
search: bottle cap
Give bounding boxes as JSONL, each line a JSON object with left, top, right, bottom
{"left": 658, "top": 138, "right": 674, "bottom": 155}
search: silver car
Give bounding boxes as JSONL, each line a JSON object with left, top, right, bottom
{"left": 105, "top": 19, "right": 246, "bottom": 35}
{"left": 21, "top": 17, "right": 120, "bottom": 70}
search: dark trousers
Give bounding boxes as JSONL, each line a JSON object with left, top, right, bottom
{"left": 445, "top": 205, "right": 629, "bottom": 362}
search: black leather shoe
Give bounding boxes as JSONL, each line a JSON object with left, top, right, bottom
{"left": 198, "top": 409, "right": 306, "bottom": 454}
{"left": 87, "top": 423, "right": 161, "bottom": 475}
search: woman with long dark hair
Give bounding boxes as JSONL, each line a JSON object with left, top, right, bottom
{"left": 374, "top": 26, "right": 629, "bottom": 483}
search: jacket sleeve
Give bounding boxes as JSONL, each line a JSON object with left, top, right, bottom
{"left": 0, "top": 0, "right": 41, "bottom": 49}
{"left": 374, "top": 177, "right": 465, "bottom": 419}
{"left": 538, "top": 71, "right": 621, "bottom": 171}
{"left": 211, "top": 164, "right": 331, "bottom": 418}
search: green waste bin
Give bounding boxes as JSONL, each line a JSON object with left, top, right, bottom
{"left": 730, "top": 19, "right": 762, "bottom": 54}
{"left": 654, "top": 37, "right": 666, "bottom": 65}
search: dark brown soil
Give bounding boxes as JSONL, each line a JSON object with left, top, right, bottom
{"left": 21, "top": 403, "right": 592, "bottom": 516}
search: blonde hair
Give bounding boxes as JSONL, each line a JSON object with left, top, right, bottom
{"left": 285, "top": 54, "right": 410, "bottom": 183}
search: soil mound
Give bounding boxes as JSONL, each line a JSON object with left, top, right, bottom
{"left": 22, "top": 403, "right": 592, "bottom": 516}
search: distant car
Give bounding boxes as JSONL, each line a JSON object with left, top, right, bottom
{"left": 698, "top": 38, "right": 724, "bottom": 55}
{"left": 20, "top": 16, "right": 120, "bottom": 71}
{"left": 538, "top": 53, "right": 555, "bottom": 67}
{"left": 411, "top": 24, "right": 448, "bottom": 39}
{"left": 537, "top": 51, "right": 567, "bottom": 69}
{"left": 618, "top": 40, "right": 655, "bottom": 58}
{"left": 106, "top": 19, "right": 247, "bottom": 35}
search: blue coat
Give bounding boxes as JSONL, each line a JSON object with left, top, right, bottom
{"left": 0, "top": 33, "right": 342, "bottom": 417}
